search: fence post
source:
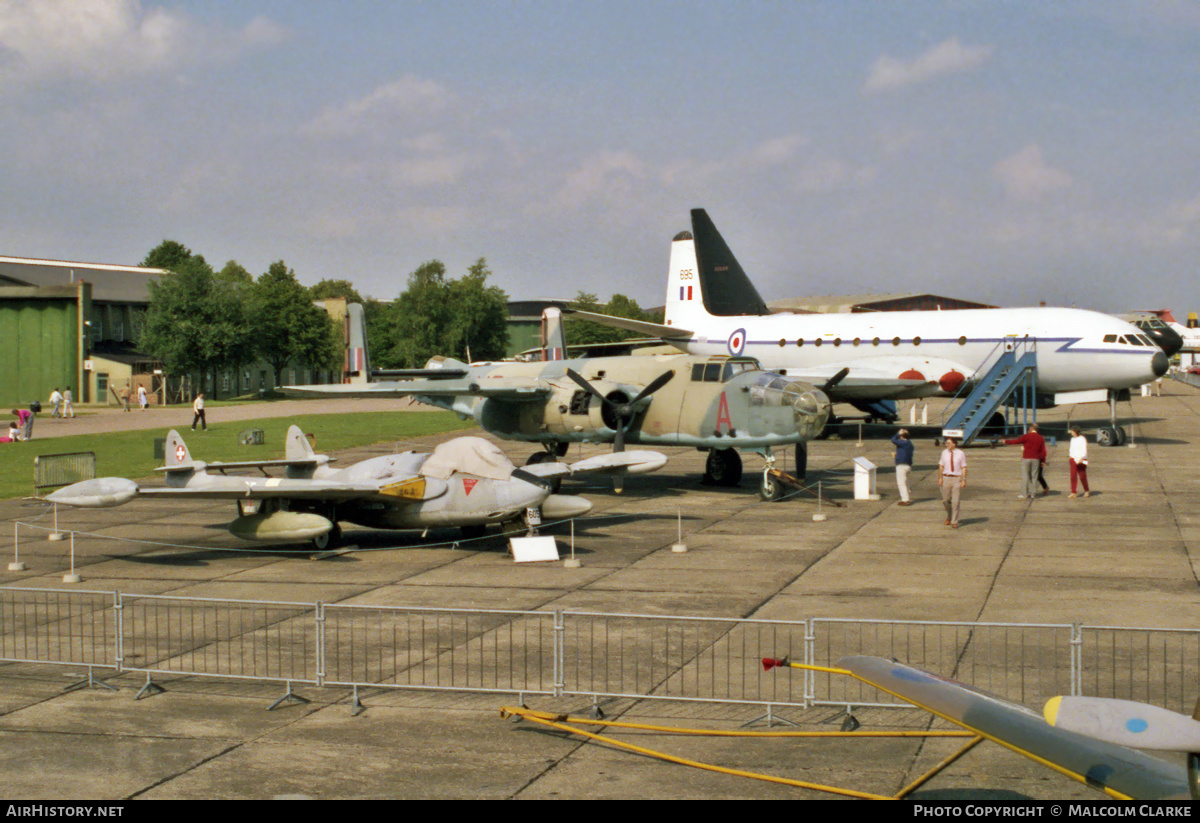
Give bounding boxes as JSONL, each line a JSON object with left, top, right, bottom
{"left": 8, "top": 521, "right": 26, "bottom": 571}
{"left": 315, "top": 602, "right": 326, "bottom": 688}
{"left": 554, "top": 609, "right": 564, "bottom": 698}
{"left": 1071, "top": 622, "right": 1082, "bottom": 697}
{"left": 804, "top": 618, "right": 816, "bottom": 707}
{"left": 114, "top": 590, "right": 124, "bottom": 672}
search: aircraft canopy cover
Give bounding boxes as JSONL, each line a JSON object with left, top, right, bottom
{"left": 420, "top": 437, "right": 515, "bottom": 481}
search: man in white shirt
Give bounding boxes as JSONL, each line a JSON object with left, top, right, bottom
{"left": 191, "top": 393, "right": 206, "bottom": 431}
{"left": 49, "top": 388, "right": 63, "bottom": 418}
{"left": 937, "top": 437, "right": 967, "bottom": 528}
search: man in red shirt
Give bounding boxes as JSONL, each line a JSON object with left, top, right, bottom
{"left": 1004, "top": 423, "right": 1045, "bottom": 499}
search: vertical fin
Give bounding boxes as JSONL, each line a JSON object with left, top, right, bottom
{"left": 164, "top": 429, "right": 190, "bottom": 467}
{"left": 284, "top": 425, "right": 316, "bottom": 460}
{"left": 663, "top": 225, "right": 706, "bottom": 330}
{"left": 541, "top": 307, "right": 567, "bottom": 361}
{"left": 689, "top": 208, "right": 770, "bottom": 317}
{"left": 345, "top": 302, "right": 370, "bottom": 384}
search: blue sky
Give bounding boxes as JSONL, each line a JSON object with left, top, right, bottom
{"left": 2, "top": 1, "right": 1199, "bottom": 315}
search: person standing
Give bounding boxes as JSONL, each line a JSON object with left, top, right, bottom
{"left": 1036, "top": 434, "right": 1050, "bottom": 496}
{"left": 138, "top": 385, "right": 148, "bottom": 410}
{"left": 1004, "top": 423, "right": 1045, "bottom": 499}
{"left": 11, "top": 408, "right": 32, "bottom": 440}
{"left": 1068, "top": 426, "right": 1091, "bottom": 498}
{"left": 49, "top": 388, "right": 63, "bottom": 418}
{"left": 937, "top": 437, "right": 967, "bottom": 528}
{"left": 63, "top": 386, "right": 75, "bottom": 418}
{"left": 891, "top": 428, "right": 914, "bottom": 505}
{"left": 191, "top": 392, "right": 206, "bottom": 431}
{"left": 121, "top": 383, "right": 132, "bottom": 412}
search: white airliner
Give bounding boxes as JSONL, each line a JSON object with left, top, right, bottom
{"left": 568, "top": 209, "right": 1168, "bottom": 428}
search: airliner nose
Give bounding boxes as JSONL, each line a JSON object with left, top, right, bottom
{"left": 1152, "top": 351, "right": 1169, "bottom": 377}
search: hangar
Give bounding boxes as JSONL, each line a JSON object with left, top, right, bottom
{"left": 0, "top": 256, "right": 165, "bottom": 408}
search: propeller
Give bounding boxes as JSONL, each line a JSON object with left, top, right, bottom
{"left": 762, "top": 657, "right": 790, "bottom": 671}
{"left": 565, "top": 368, "right": 675, "bottom": 491}
{"left": 565, "top": 368, "right": 675, "bottom": 453}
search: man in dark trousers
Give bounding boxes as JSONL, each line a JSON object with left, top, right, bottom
{"left": 1004, "top": 423, "right": 1045, "bottom": 499}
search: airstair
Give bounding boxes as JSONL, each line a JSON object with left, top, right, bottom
{"left": 941, "top": 338, "right": 1038, "bottom": 445}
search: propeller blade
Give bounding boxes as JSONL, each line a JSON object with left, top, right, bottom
{"left": 631, "top": 369, "right": 675, "bottom": 405}
{"left": 821, "top": 367, "right": 851, "bottom": 394}
{"left": 565, "top": 368, "right": 615, "bottom": 408}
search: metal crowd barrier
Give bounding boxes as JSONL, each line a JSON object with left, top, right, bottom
{"left": 33, "top": 452, "right": 96, "bottom": 496}
{"left": 1171, "top": 371, "right": 1200, "bottom": 390}
{"left": 1, "top": 586, "right": 1198, "bottom": 715}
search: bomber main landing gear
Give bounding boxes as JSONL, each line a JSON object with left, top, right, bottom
{"left": 703, "top": 448, "right": 743, "bottom": 486}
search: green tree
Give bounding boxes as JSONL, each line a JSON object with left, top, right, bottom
{"left": 376, "top": 258, "right": 509, "bottom": 368}
{"left": 138, "top": 244, "right": 254, "bottom": 399}
{"left": 309, "top": 278, "right": 365, "bottom": 304}
{"left": 250, "top": 261, "right": 340, "bottom": 387}
{"left": 564, "top": 292, "right": 660, "bottom": 347}
{"left": 142, "top": 240, "right": 204, "bottom": 271}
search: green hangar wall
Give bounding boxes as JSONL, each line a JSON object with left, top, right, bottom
{"left": 0, "top": 288, "right": 83, "bottom": 409}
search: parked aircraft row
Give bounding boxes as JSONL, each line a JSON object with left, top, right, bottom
{"left": 286, "top": 310, "right": 832, "bottom": 491}
{"left": 48, "top": 426, "right": 667, "bottom": 550}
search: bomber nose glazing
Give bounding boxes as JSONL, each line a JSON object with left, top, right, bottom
{"left": 751, "top": 373, "right": 831, "bottom": 440}
{"left": 790, "top": 385, "right": 832, "bottom": 440}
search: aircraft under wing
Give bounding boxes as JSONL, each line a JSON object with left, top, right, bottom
{"left": 838, "top": 655, "right": 1191, "bottom": 800}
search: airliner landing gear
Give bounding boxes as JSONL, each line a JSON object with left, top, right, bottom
{"left": 703, "top": 448, "right": 743, "bottom": 486}
{"left": 1096, "top": 391, "right": 1129, "bottom": 447}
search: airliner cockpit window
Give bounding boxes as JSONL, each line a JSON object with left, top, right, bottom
{"left": 1103, "top": 334, "right": 1117, "bottom": 343}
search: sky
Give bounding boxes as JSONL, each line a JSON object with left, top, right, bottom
{"left": 2, "top": 0, "right": 1199, "bottom": 315}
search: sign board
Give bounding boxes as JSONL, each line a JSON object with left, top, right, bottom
{"left": 509, "top": 535, "right": 560, "bottom": 563}
{"left": 83, "top": 360, "right": 94, "bottom": 371}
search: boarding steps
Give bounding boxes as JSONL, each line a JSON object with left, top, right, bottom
{"left": 941, "top": 346, "right": 1038, "bottom": 446}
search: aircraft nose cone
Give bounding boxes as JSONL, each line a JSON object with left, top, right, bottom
{"left": 1152, "top": 351, "right": 1169, "bottom": 377}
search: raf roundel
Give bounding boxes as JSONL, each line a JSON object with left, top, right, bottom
{"left": 727, "top": 328, "right": 747, "bottom": 357}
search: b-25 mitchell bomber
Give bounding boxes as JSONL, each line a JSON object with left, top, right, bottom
{"left": 284, "top": 349, "right": 831, "bottom": 493}
{"left": 47, "top": 426, "right": 667, "bottom": 550}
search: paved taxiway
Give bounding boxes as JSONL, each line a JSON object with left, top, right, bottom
{"left": 1, "top": 386, "right": 1199, "bottom": 799}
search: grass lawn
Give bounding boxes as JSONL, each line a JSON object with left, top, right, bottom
{"left": 1, "top": 411, "right": 475, "bottom": 499}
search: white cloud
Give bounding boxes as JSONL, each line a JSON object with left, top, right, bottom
{"left": 0, "top": 0, "right": 285, "bottom": 85}
{"left": 993, "top": 144, "right": 1073, "bottom": 201}
{"left": 555, "top": 151, "right": 646, "bottom": 210}
{"left": 863, "top": 37, "right": 994, "bottom": 94}
{"left": 304, "top": 76, "right": 457, "bottom": 139}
